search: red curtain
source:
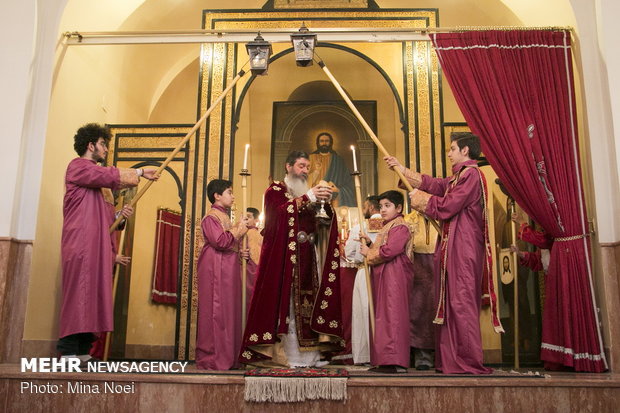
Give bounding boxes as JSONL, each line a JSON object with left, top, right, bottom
{"left": 431, "top": 30, "right": 606, "bottom": 372}
{"left": 151, "top": 208, "right": 181, "bottom": 304}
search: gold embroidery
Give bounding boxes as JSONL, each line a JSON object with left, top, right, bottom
{"left": 288, "top": 217, "right": 295, "bottom": 227}
{"left": 249, "top": 334, "right": 258, "bottom": 342}
{"left": 118, "top": 168, "right": 139, "bottom": 188}
{"left": 328, "top": 273, "right": 336, "bottom": 282}
{"left": 325, "top": 287, "right": 333, "bottom": 296}
{"left": 289, "top": 229, "right": 295, "bottom": 238}
{"left": 331, "top": 261, "right": 338, "bottom": 270}
{"left": 301, "top": 297, "right": 313, "bottom": 318}
{"left": 285, "top": 192, "right": 293, "bottom": 200}
{"left": 287, "top": 204, "right": 294, "bottom": 213}
{"left": 263, "top": 332, "right": 272, "bottom": 340}
{"left": 288, "top": 242, "right": 296, "bottom": 251}
{"left": 334, "top": 248, "right": 340, "bottom": 258}
{"left": 317, "top": 316, "right": 325, "bottom": 325}
{"left": 320, "top": 300, "right": 328, "bottom": 310}
{"left": 273, "top": 185, "right": 282, "bottom": 191}
{"left": 410, "top": 190, "right": 432, "bottom": 213}
{"left": 290, "top": 254, "right": 297, "bottom": 264}
{"left": 329, "top": 320, "right": 339, "bottom": 328}
{"left": 242, "top": 351, "right": 252, "bottom": 359}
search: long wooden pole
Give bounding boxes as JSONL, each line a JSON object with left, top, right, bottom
{"left": 318, "top": 61, "right": 440, "bottom": 233}
{"left": 103, "top": 211, "right": 129, "bottom": 361}
{"left": 109, "top": 69, "right": 247, "bottom": 233}
{"left": 511, "top": 199, "right": 520, "bottom": 369}
{"left": 351, "top": 171, "right": 376, "bottom": 338}
{"left": 103, "top": 189, "right": 135, "bottom": 361}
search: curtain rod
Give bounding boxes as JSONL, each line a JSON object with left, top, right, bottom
{"left": 63, "top": 26, "right": 573, "bottom": 45}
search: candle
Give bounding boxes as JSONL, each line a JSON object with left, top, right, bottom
{"left": 243, "top": 143, "right": 250, "bottom": 170}
{"left": 350, "top": 145, "right": 358, "bottom": 171}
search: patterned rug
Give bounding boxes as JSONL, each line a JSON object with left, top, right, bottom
{"left": 244, "top": 368, "right": 349, "bottom": 403}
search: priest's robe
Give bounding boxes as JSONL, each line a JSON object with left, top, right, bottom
{"left": 245, "top": 226, "right": 262, "bottom": 305}
{"left": 406, "top": 159, "right": 503, "bottom": 374}
{"left": 59, "top": 158, "right": 138, "bottom": 339}
{"left": 366, "top": 215, "right": 415, "bottom": 369}
{"left": 239, "top": 181, "right": 344, "bottom": 365}
{"left": 334, "top": 261, "right": 357, "bottom": 363}
{"left": 410, "top": 253, "right": 436, "bottom": 350}
{"left": 196, "top": 205, "right": 246, "bottom": 370}
{"left": 404, "top": 211, "right": 437, "bottom": 353}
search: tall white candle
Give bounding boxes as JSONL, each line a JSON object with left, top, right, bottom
{"left": 243, "top": 143, "right": 250, "bottom": 170}
{"left": 350, "top": 145, "right": 358, "bottom": 171}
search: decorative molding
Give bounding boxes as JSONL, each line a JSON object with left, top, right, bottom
{"left": 274, "top": 0, "right": 369, "bottom": 9}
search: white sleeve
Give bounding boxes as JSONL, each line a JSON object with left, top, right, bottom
{"left": 344, "top": 225, "right": 364, "bottom": 263}
{"left": 306, "top": 189, "right": 317, "bottom": 202}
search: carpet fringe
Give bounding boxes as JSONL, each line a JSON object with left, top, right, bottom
{"left": 244, "top": 376, "right": 347, "bottom": 403}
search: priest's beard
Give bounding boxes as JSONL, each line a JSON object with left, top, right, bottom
{"left": 284, "top": 173, "right": 309, "bottom": 198}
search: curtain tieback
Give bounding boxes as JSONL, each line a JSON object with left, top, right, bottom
{"left": 555, "top": 233, "right": 590, "bottom": 242}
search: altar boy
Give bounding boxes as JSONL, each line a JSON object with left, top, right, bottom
{"left": 361, "top": 190, "right": 414, "bottom": 373}
{"left": 196, "top": 179, "right": 249, "bottom": 370}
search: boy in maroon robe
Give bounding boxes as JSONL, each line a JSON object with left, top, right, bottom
{"left": 244, "top": 207, "right": 263, "bottom": 304}
{"left": 196, "top": 179, "right": 249, "bottom": 370}
{"left": 385, "top": 132, "right": 503, "bottom": 374}
{"left": 58, "top": 123, "right": 158, "bottom": 364}
{"left": 360, "top": 190, "right": 414, "bottom": 373}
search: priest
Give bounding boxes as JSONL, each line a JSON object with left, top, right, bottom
{"left": 239, "top": 150, "right": 345, "bottom": 367}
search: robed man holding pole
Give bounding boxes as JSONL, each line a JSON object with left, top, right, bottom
{"left": 239, "top": 151, "right": 344, "bottom": 367}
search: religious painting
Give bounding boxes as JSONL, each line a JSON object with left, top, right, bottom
{"left": 499, "top": 248, "right": 516, "bottom": 285}
{"left": 271, "top": 100, "right": 377, "bottom": 207}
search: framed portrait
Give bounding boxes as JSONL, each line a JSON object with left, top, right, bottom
{"left": 499, "top": 247, "right": 516, "bottom": 285}
{"left": 271, "top": 100, "right": 377, "bottom": 206}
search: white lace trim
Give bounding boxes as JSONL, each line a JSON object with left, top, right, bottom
{"left": 434, "top": 43, "right": 570, "bottom": 51}
{"left": 541, "top": 342, "right": 605, "bottom": 361}
{"left": 151, "top": 289, "right": 177, "bottom": 297}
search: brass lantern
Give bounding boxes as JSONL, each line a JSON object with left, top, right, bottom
{"left": 290, "top": 24, "right": 317, "bottom": 67}
{"left": 245, "top": 33, "right": 272, "bottom": 75}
